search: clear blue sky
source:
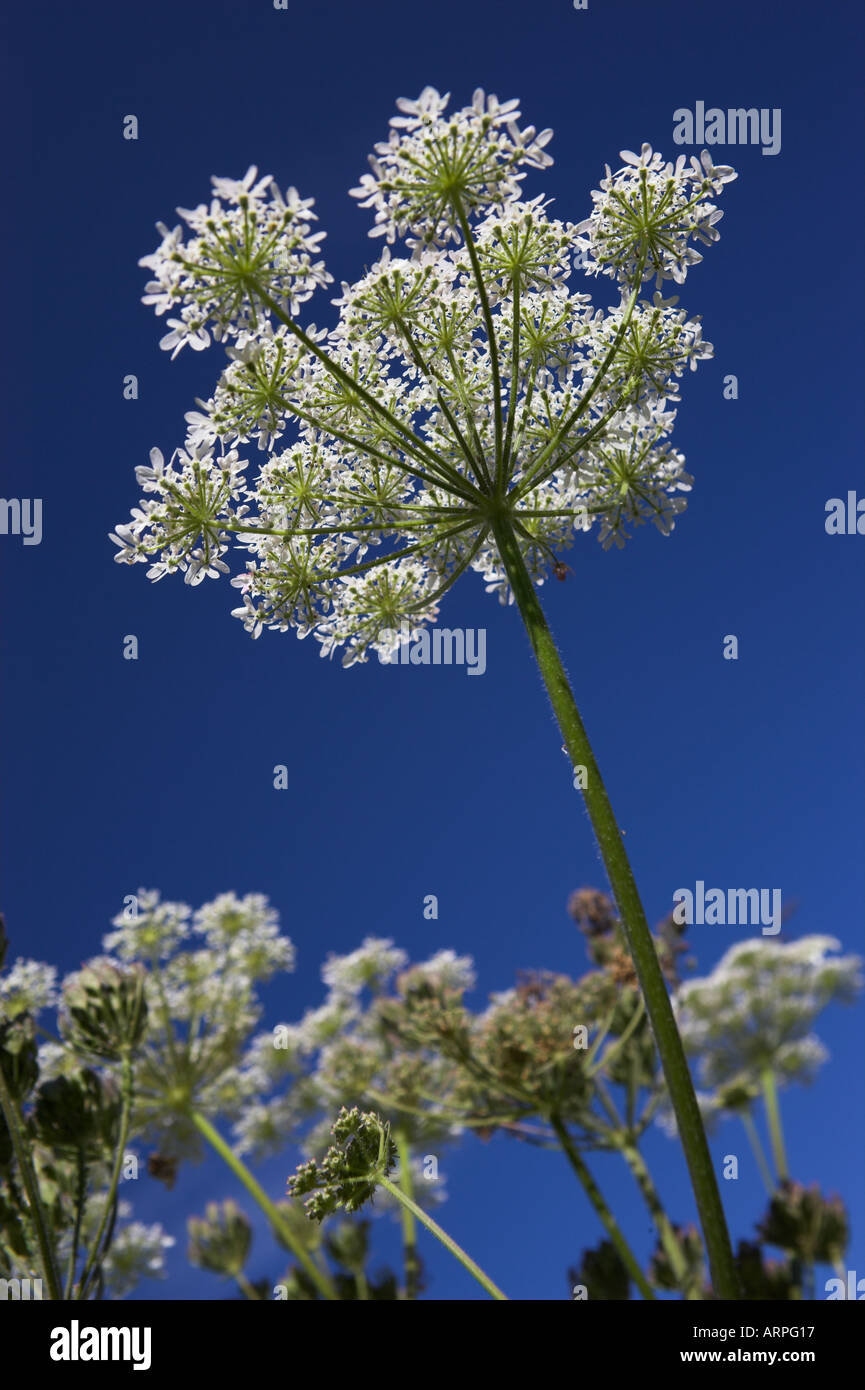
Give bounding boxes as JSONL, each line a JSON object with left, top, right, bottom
{"left": 2, "top": 0, "right": 863, "bottom": 1299}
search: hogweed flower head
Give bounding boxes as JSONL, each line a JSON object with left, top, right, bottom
{"left": 139, "top": 169, "right": 329, "bottom": 355}
{"left": 0, "top": 958, "right": 58, "bottom": 1020}
{"left": 672, "top": 936, "right": 863, "bottom": 1096}
{"left": 350, "top": 87, "right": 553, "bottom": 250}
{"left": 113, "top": 89, "right": 736, "bottom": 665}
{"left": 98, "top": 1216, "right": 174, "bottom": 1298}
{"left": 98, "top": 891, "right": 295, "bottom": 1157}
{"left": 287, "top": 1107, "right": 396, "bottom": 1222}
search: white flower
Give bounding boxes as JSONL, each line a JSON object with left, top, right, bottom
{"left": 574, "top": 144, "right": 736, "bottom": 289}
{"left": 101, "top": 1221, "right": 175, "bottom": 1298}
{"left": 0, "top": 958, "right": 57, "bottom": 1017}
{"left": 117, "top": 94, "right": 737, "bottom": 663}
{"left": 322, "top": 938, "right": 408, "bottom": 997}
{"left": 139, "top": 173, "right": 330, "bottom": 349}
{"left": 103, "top": 889, "right": 191, "bottom": 961}
{"left": 673, "top": 935, "right": 863, "bottom": 1090}
{"left": 351, "top": 87, "right": 552, "bottom": 251}
{"left": 158, "top": 313, "right": 210, "bottom": 359}
{"left": 411, "top": 950, "right": 476, "bottom": 992}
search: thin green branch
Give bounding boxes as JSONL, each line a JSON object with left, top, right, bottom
{"left": 77, "top": 1051, "right": 134, "bottom": 1300}
{"left": 190, "top": 1110, "right": 338, "bottom": 1301}
{"left": 760, "top": 1069, "right": 788, "bottom": 1183}
{"left": 378, "top": 1173, "right": 508, "bottom": 1300}
{"left": 0, "top": 1067, "right": 63, "bottom": 1300}
{"left": 451, "top": 193, "right": 504, "bottom": 492}
{"left": 549, "top": 1112, "right": 655, "bottom": 1300}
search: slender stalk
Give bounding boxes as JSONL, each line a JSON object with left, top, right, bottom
{"left": 0, "top": 1067, "right": 63, "bottom": 1300}
{"left": 394, "top": 1129, "right": 421, "bottom": 1300}
{"left": 236, "top": 1271, "right": 262, "bottom": 1300}
{"left": 254, "top": 287, "right": 480, "bottom": 503}
{"left": 64, "top": 1152, "right": 88, "bottom": 1299}
{"left": 587, "top": 995, "right": 646, "bottom": 1078}
{"left": 378, "top": 1173, "right": 508, "bottom": 1301}
{"left": 77, "top": 1051, "right": 134, "bottom": 1299}
{"left": 549, "top": 1112, "right": 655, "bottom": 1300}
{"left": 760, "top": 1070, "right": 788, "bottom": 1183}
{"left": 452, "top": 194, "right": 504, "bottom": 488}
{"left": 617, "top": 1138, "right": 699, "bottom": 1299}
{"left": 741, "top": 1109, "right": 775, "bottom": 1194}
{"left": 190, "top": 1110, "right": 337, "bottom": 1301}
{"left": 489, "top": 510, "right": 738, "bottom": 1300}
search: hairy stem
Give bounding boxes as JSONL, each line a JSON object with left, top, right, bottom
{"left": 549, "top": 1112, "right": 655, "bottom": 1300}
{"left": 617, "top": 1138, "right": 698, "bottom": 1299}
{"left": 0, "top": 1067, "right": 63, "bottom": 1300}
{"left": 64, "top": 1151, "right": 88, "bottom": 1299}
{"left": 489, "top": 510, "right": 738, "bottom": 1300}
{"left": 77, "top": 1050, "right": 134, "bottom": 1299}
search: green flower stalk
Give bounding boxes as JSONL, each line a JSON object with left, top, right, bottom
{"left": 113, "top": 89, "right": 741, "bottom": 1296}
{"left": 288, "top": 1107, "right": 508, "bottom": 1300}
{"left": 0, "top": 1014, "right": 63, "bottom": 1300}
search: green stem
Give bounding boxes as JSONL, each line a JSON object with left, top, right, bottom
{"left": 77, "top": 1051, "right": 134, "bottom": 1299}
{"left": 394, "top": 1129, "right": 421, "bottom": 1300}
{"left": 741, "top": 1109, "right": 775, "bottom": 1195}
{"left": 490, "top": 510, "right": 738, "bottom": 1301}
{"left": 64, "top": 1151, "right": 88, "bottom": 1299}
{"left": 587, "top": 994, "right": 646, "bottom": 1078}
{"left": 617, "top": 1139, "right": 698, "bottom": 1299}
{"left": 378, "top": 1175, "right": 508, "bottom": 1300}
{"left": 190, "top": 1110, "right": 337, "bottom": 1301}
{"left": 760, "top": 1070, "right": 788, "bottom": 1183}
{"left": 549, "top": 1113, "right": 655, "bottom": 1300}
{"left": 0, "top": 1067, "right": 63, "bottom": 1300}
{"left": 236, "top": 1271, "right": 262, "bottom": 1300}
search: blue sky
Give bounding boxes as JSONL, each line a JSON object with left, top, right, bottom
{"left": 2, "top": 0, "right": 863, "bottom": 1299}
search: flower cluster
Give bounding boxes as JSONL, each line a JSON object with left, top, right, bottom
{"left": 574, "top": 145, "right": 737, "bottom": 288}
{"left": 3, "top": 888, "right": 859, "bottom": 1302}
{"left": 350, "top": 87, "right": 553, "bottom": 250}
{"left": 113, "top": 89, "right": 736, "bottom": 664}
{"left": 288, "top": 1107, "right": 396, "bottom": 1221}
{"left": 673, "top": 936, "right": 863, "bottom": 1096}
{"left": 100, "top": 891, "right": 296, "bottom": 1155}
{"left": 0, "top": 927, "right": 174, "bottom": 1299}
{"left": 139, "top": 167, "right": 329, "bottom": 355}
{"left": 231, "top": 936, "right": 468, "bottom": 1170}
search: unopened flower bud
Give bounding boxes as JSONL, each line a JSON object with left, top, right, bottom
{"left": 59, "top": 959, "right": 148, "bottom": 1061}
{"left": 188, "top": 1199, "right": 252, "bottom": 1278}
{"left": 34, "top": 1070, "right": 121, "bottom": 1154}
{"left": 757, "top": 1181, "right": 848, "bottom": 1265}
{"left": 0, "top": 1015, "right": 39, "bottom": 1101}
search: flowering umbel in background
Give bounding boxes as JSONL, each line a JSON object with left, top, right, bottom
{"left": 1, "top": 896, "right": 860, "bottom": 1299}
{"left": 111, "top": 87, "right": 742, "bottom": 1294}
